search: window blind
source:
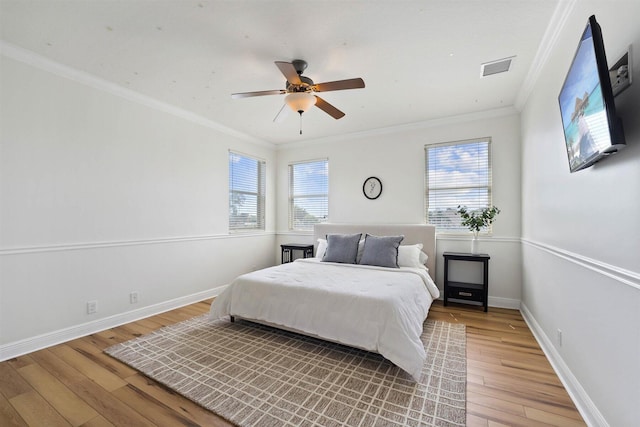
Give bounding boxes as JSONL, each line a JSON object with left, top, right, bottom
{"left": 289, "top": 159, "right": 328, "bottom": 231}
{"left": 229, "top": 151, "right": 265, "bottom": 231}
{"left": 425, "top": 138, "right": 492, "bottom": 232}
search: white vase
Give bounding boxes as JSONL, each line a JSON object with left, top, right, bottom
{"left": 470, "top": 234, "right": 480, "bottom": 254}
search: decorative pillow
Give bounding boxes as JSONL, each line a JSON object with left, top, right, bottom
{"left": 316, "top": 239, "right": 328, "bottom": 259}
{"left": 398, "top": 243, "right": 427, "bottom": 269}
{"left": 358, "top": 234, "right": 404, "bottom": 268}
{"left": 355, "top": 238, "right": 366, "bottom": 263}
{"left": 322, "top": 233, "right": 362, "bottom": 264}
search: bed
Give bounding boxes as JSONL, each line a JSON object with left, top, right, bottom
{"left": 209, "top": 224, "right": 439, "bottom": 380}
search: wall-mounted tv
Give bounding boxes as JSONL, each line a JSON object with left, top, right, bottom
{"left": 558, "top": 15, "right": 625, "bottom": 173}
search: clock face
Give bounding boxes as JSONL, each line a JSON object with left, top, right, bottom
{"left": 363, "top": 177, "right": 382, "bottom": 200}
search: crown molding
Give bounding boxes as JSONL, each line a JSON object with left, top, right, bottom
{"left": 515, "top": 0, "right": 577, "bottom": 110}
{"left": 276, "top": 106, "right": 519, "bottom": 150}
{"left": 0, "top": 41, "right": 274, "bottom": 150}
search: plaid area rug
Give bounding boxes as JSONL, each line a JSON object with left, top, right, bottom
{"left": 106, "top": 315, "right": 466, "bottom": 426}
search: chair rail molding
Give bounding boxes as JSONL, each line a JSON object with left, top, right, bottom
{"left": 522, "top": 238, "right": 640, "bottom": 291}
{"left": 0, "top": 232, "right": 277, "bottom": 256}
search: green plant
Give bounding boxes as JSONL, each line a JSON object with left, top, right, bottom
{"left": 456, "top": 205, "right": 501, "bottom": 236}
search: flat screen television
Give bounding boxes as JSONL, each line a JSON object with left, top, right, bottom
{"left": 558, "top": 15, "right": 625, "bottom": 173}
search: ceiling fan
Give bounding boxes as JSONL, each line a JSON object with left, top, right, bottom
{"left": 231, "top": 60, "right": 365, "bottom": 132}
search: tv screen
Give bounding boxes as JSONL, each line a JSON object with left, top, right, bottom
{"left": 558, "top": 15, "right": 625, "bottom": 173}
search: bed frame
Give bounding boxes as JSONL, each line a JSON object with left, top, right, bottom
{"left": 231, "top": 224, "right": 437, "bottom": 344}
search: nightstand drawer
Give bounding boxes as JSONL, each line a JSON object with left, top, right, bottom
{"left": 447, "top": 287, "right": 483, "bottom": 301}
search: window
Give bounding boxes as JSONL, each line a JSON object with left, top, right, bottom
{"left": 425, "top": 138, "right": 492, "bottom": 232}
{"left": 229, "top": 151, "right": 265, "bottom": 231}
{"left": 289, "top": 159, "right": 328, "bottom": 231}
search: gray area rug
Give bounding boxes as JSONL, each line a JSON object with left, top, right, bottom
{"left": 106, "top": 315, "right": 466, "bottom": 426}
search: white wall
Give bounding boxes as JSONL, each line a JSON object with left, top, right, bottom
{"left": 276, "top": 111, "right": 522, "bottom": 307}
{"left": 520, "top": 2, "right": 640, "bottom": 426}
{"left": 0, "top": 54, "right": 276, "bottom": 355}
{"left": 4, "top": 5, "right": 637, "bottom": 422}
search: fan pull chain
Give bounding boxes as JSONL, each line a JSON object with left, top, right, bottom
{"left": 298, "top": 111, "right": 303, "bottom": 135}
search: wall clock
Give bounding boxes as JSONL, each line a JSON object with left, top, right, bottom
{"left": 363, "top": 176, "right": 382, "bottom": 200}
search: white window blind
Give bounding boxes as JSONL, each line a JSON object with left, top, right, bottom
{"left": 289, "top": 159, "right": 328, "bottom": 231}
{"left": 425, "top": 138, "right": 492, "bottom": 232}
{"left": 229, "top": 151, "right": 265, "bottom": 231}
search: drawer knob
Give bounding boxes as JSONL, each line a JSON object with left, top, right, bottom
{"left": 459, "top": 291, "right": 473, "bottom": 297}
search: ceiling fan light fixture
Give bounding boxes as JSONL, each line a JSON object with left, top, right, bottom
{"left": 285, "top": 92, "right": 316, "bottom": 114}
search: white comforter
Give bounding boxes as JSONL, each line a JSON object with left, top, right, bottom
{"left": 210, "top": 258, "right": 440, "bottom": 380}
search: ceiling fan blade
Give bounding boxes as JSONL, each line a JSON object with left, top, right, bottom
{"left": 231, "top": 89, "right": 285, "bottom": 99}
{"left": 275, "top": 61, "right": 302, "bottom": 85}
{"left": 314, "top": 96, "right": 345, "bottom": 119}
{"left": 273, "top": 103, "right": 290, "bottom": 123}
{"left": 314, "top": 78, "right": 365, "bottom": 92}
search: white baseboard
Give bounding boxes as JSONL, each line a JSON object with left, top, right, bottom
{"left": 435, "top": 296, "right": 521, "bottom": 310}
{"left": 488, "top": 296, "right": 520, "bottom": 310}
{"left": 520, "top": 303, "right": 608, "bottom": 427}
{"left": 0, "top": 285, "right": 229, "bottom": 362}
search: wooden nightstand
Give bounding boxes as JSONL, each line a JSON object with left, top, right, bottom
{"left": 280, "top": 243, "right": 314, "bottom": 264}
{"left": 443, "top": 252, "right": 490, "bottom": 312}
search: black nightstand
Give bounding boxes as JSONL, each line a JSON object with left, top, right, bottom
{"left": 443, "top": 252, "right": 490, "bottom": 312}
{"left": 281, "top": 243, "right": 314, "bottom": 264}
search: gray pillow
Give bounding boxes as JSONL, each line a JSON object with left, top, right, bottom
{"left": 322, "top": 233, "right": 362, "bottom": 264}
{"left": 358, "top": 234, "right": 404, "bottom": 268}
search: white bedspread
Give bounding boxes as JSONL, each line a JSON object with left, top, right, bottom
{"left": 210, "top": 258, "right": 440, "bottom": 380}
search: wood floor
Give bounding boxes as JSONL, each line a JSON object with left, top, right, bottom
{"left": 0, "top": 300, "right": 586, "bottom": 427}
{"left": 428, "top": 302, "right": 585, "bottom": 427}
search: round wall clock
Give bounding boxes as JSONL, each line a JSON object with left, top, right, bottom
{"left": 363, "top": 176, "right": 382, "bottom": 200}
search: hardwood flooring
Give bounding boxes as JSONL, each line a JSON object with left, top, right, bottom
{"left": 428, "top": 302, "right": 585, "bottom": 426}
{"left": 0, "top": 300, "right": 585, "bottom": 426}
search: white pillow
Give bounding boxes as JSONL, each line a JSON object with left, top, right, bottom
{"left": 419, "top": 250, "right": 428, "bottom": 265}
{"left": 316, "top": 238, "right": 328, "bottom": 259}
{"left": 398, "top": 243, "right": 428, "bottom": 269}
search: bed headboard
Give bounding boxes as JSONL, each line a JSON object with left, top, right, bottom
{"left": 313, "top": 224, "right": 436, "bottom": 281}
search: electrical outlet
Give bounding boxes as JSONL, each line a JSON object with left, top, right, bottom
{"left": 130, "top": 292, "right": 139, "bottom": 304}
{"left": 87, "top": 300, "right": 97, "bottom": 314}
{"left": 557, "top": 329, "right": 563, "bottom": 347}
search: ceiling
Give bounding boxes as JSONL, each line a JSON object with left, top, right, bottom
{"left": 0, "top": 0, "right": 560, "bottom": 145}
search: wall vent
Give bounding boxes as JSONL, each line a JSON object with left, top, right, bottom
{"left": 481, "top": 56, "right": 516, "bottom": 77}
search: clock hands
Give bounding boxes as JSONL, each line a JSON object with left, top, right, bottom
{"left": 369, "top": 181, "right": 377, "bottom": 195}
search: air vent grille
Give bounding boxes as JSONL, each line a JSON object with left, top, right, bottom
{"left": 481, "top": 56, "right": 515, "bottom": 77}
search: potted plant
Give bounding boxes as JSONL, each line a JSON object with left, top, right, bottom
{"left": 456, "top": 205, "right": 501, "bottom": 254}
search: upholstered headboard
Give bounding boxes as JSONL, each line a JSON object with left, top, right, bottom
{"left": 313, "top": 224, "right": 436, "bottom": 281}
